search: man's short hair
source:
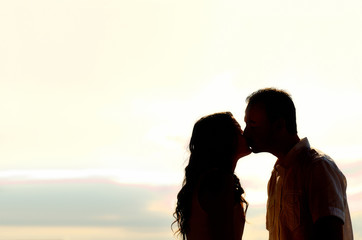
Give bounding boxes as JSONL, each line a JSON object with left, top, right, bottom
{"left": 246, "top": 88, "right": 297, "bottom": 134}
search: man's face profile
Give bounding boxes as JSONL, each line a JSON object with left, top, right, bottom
{"left": 244, "top": 103, "right": 273, "bottom": 153}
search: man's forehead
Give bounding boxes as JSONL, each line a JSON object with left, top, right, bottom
{"left": 245, "top": 103, "right": 268, "bottom": 121}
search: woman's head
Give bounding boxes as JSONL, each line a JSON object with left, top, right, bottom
{"left": 188, "top": 112, "right": 250, "bottom": 173}
{"left": 172, "top": 112, "right": 249, "bottom": 239}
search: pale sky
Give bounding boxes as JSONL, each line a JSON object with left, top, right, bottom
{"left": 1, "top": 0, "right": 362, "bottom": 239}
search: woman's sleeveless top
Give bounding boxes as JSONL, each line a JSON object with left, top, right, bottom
{"left": 186, "top": 175, "right": 245, "bottom": 240}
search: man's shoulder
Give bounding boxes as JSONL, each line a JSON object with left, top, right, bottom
{"left": 295, "top": 146, "right": 343, "bottom": 174}
{"left": 299, "top": 146, "right": 334, "bottom": 165}
{"left": 311, "top": 148, "right": 339, "bottom": 167}
{"left": 292, "top": 138, "right": 335, "bottom": 165}
{"left": 300, "top": 146, "right": 346, "bottom": 180}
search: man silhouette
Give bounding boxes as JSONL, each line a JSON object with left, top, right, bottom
{"left": 243, "top": 88, "right": 353, "bottom": 240}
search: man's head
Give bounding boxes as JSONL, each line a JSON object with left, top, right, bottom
{"left": 243, "top": 88, "right": 297, "bottom": 153}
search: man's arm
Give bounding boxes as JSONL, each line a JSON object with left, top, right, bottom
{"left": 307, "top": 158, "right": 347, "bottom": 240}
{"left": 312, "top": 215, "right": 343, "bottom": 240}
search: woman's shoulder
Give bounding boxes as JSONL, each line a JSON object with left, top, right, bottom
{"left": 197, "top": 169, "right": 236, "bottom": 211}
{"left": 199, "top": 168, "right": 234, "bottom": 188}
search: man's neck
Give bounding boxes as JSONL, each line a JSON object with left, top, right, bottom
{"left": 272, "top": 134, "right": 300, "bottom": 164}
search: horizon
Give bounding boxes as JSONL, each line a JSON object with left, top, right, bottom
{"left": 0, "top": 166, "right": 361, "bottom": 239}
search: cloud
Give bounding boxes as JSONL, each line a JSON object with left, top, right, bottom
{"left": 0, "top": 175, "right": 361, "bottom": 239}
{"left": 0, "top": 226, "right": 173, "bottom": 240}
{"left": 0, "top": 179, "right": 177, "bottom": 230}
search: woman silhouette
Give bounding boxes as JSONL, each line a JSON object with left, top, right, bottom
{"left": 173, "top": 112, "right": 251, "bottom": 240}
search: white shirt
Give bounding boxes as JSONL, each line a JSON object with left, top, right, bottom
{"left": 266, "top": 138, "right": 353, "bottom": 240}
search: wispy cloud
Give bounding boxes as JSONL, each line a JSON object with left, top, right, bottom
{"left": 0, "top": 177, "right": 177, "bottom": 228}
{"left": 0, "top": 172, "right": 361, "bottom": 239}
{"left": 0, "top": 169, "right": 183, "bottom": 186}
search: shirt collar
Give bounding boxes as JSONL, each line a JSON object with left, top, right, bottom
{"left": 275, "top": 137, "right": 310, "bottom": 171}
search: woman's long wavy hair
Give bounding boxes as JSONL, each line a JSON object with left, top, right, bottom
{"left": 172, "top": 112, "right": 248, "bottom": 239}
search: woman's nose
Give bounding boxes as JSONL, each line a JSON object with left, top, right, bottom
{"left": 243, "top": 126, "right": 249, "bottom": 138}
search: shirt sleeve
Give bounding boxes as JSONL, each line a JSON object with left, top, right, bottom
{"left": 307, "top": 157, "right": 347, "bottom": 224}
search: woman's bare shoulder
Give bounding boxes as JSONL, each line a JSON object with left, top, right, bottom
{"left": 197, "top": 169, "right": 235, "bottom": 212}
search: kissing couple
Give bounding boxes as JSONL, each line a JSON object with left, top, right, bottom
{"left": 173, "top": 88, "right": 353, "bottom": 240}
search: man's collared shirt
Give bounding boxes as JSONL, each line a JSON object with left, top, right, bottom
{"left": 266, "top": 138, "right": 353, "bottom": 240}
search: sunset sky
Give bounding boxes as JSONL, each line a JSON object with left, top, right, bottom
{"left": 1, "top": 0, "right": 362, "bottom": 239}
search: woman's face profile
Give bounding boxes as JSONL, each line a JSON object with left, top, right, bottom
{"left": 235, "top": 128, "right": 252, "bottom": 159}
